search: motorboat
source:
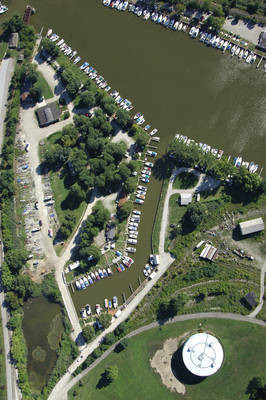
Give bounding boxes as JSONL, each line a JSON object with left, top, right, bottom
{"left": 128, "top": 238, "right": 137, "bottom": 244}
{"left": 126, "top": 247, "right": 136, "bottom": 253}
{"left": 113, "top": 296, "right": 118, "bottom": 308}
{"left": 150, "top": 129, "right": 158, "bottom": 136}
{"left": 75, "top": 280, "right": 81, "bottom": 290}
{"left": 85, "top": 304, "right": 91, "bottom": 316}
{"left": 80, "top": 308, "right": 86, "bottom": 318}
{"left": 83, "top": 276, "right": 89, "bottom": 287}
{"left": 107, "top": 267, "right": 112, "bottom": 275}
{"left": 95, "top": 304, "right": 101, "bottom": 315}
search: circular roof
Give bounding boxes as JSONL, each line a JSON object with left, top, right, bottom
{"left": 182, "top": 333, "right": 224, "bottom": 377}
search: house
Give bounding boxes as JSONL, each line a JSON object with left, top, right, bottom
{"left": 244, "top": 292, "right": 258, "bottom": 309}
{"left": 258, "top": 31, "right": 266, "bottom": 52}
{"left": 8, "top": 32, "right": 19, "bottom": 49}
{"left": 239, "top": 218, "right": 264, "bottom": 236}
{"left": 180, "top": 193, "right": 192, "bottom": 206}
{"left": 36, "top": 102, "right": 61, "bottom": 127}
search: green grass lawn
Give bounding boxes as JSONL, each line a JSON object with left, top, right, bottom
{"left": 68, "top": 318, "right": 266, "bottom": 400}
{"left": 173, "top": 171, "right": 199, "bottom": 190}
{"left": 35, "top": 71, "right": 53, "bottom": 99}
{"left": 0, "top": 41, "right": 7, "bottom": 61}
{"left": 0, "top": 317, "right": 6, "bottom": 400}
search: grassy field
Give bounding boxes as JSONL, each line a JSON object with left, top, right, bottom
{"left": 0, "top": 41, "right": 7, "bottom": 61}
{"left": 68, "top": 318, "right": 266, "bottom": 400}
{"left": 173, "top": 171, "right": 198, "bottom": 190}
{"left": 35, "top": 71, "right": 53, "bottom": 99}
{"left": 0, "top": 318, "right": 6, "bottom": 400}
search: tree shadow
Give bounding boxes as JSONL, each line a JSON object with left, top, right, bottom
{"left": 96, "top": 372, "right": 109, "bottom": 389}
{"left": 171, "top": 345, "right": 206, "bottom": 385}
{"left": 153, "top": 155, "right": 174, "bottom": 181}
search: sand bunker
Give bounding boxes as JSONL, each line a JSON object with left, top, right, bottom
{"left": 150, "top": 335, "right": 186, "bottom": 395}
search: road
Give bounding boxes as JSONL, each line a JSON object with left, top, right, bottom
{"left": 59, "top": 311, "right": 266, "bottom": 399}
{"left": 0, "top": 58, "right": 22, "bottom": 400}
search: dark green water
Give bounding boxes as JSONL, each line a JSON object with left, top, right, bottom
{"left": 5, "top": 0, "right": 266, "bottom": 310}
{"left": 22, "top": 296, "right": 62, "bottom": 391}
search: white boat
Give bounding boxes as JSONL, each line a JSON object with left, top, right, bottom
{"left": 243, "top": 50, "right": 249, "bottom": 59}
{"left": 128, "top": 238, "right": 137, "bottom": 244}
{"left": 75, "top": 280, "right": 81, "bottom": 290}
{"left": 189, "top": 26, "right": 195, "bottom": 37}
{"left": 246, "top": 54, "right": 252, "bottom": 63}
{"left": 46, "top": 29, "right": 52, "bottom": 37}
{"left": 150, "top": 128, "right": 158, "bottom": 136}
{"left": 113, "top": 296, "right": 118, "bottom": 308}
{"left": 173, "top": 21, "right": 179, "bottom": 30}
{"left": 193, "top": 27, "right": 199, "bottom": 38}
{"left": 95, "top": 304, "right": 101, "bottom": 315}
{"left": 85, "top": 304, "right": 91, "bottom": 316}
{"left": 73, "top": 56, "right": 81, "bottom": 64}
{"left": 231, "top": 45, "right": 236, "bottom": 55}
{"left": 235, "top": 47, "right": 240, "bottom": 56}
{"left": 250, "top": 54, "right": 256, "bottom": 64}
{"left": 239, "top": 49, "right": 244, "bottom": 59}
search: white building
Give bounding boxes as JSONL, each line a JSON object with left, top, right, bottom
{"left": 239, "top": 218, "right": 264, "bottom": 236}
{"left": 182, "top": 333, "right": 224, "bottom": 377}
{"left": 180, "top": 193, "right": 192, "bottom": 206}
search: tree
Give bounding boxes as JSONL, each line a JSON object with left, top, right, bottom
{"left": 98, "top": 313, "right": 112, "bottom": 329}
{"left": 116, "top": 109, "right": 130, "bottom": 130}
{"left": 103, "top": 332, "right": 116, "bottom": 345}
{"left": 76, "top": 91, "right": 96, "bottom": 108}
{"left": 118, "top": 163, "right": 131, "bottom": 180}
{"left": 82, "top": 325, "right": 95, "bottom": 342}
{"left": 232, "top": 167, "right": 262, "bottom": 194}
{"left": 246, "top": 376, "right": 266, "bottom": 400}
{"left": 118, "top": 201, "right": 133, "bottom": 220}
{"left": 69, "top": 183, "right": 85, "bottom": 206}
{"left": 30, "top": 86, "right": 42, "bottom": 103}
{"left": 124, "top": 177, "right": 137, "bottom": 193}
{"left": 3, "top": 14, "right": 24, "bottom": 35}
{"left": 79, "top": 244, "right": 101, "bottom": 263}
{"left": 119, "top": 338, "right": 129, "bottom": 350}
{"left": 105, "top": 365, "right": 118, "bottom": 383}
{"left": 41, "top": 38, "right": 59, "bottom": 58}
{"left": 5, "top": 292, "right": 20, "bottom": 311}
{"left": 167, "top": 294, "right": 187, "bottom": 317}
{"left": 60, "top": 212, "right": 76, "bottom": 239}
{"left": 184, "top": 202, "right": 208, "bottom": 229}
{"left": 114, "top": 322, "right": 127, "bottom": 337}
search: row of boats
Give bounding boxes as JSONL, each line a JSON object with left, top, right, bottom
{"left": 102, "top": 1, "right": 258, "bottom": 66}
{"left": 47, "top": 29, "right": 160, "bottom": 133}
{"left": 190, "top": 27, "right": 257, "bottom": 64}
{"left": 102, "top": 0, "right": 188, "bottom": 32}
{"left": 175, "top": 134, "right": 259, "bottom": 173}
{"left": 80, "top": 296, "right": 118, "bottom": 318}
{"left": 75, "top": 267, "right": 113, "bottom": 290}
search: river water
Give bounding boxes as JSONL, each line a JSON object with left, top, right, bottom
{"left": 5, "top": 0, "right": 266, "bottom": 311}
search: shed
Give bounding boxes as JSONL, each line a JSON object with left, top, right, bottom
{"left": 244, "top": 292, "right": 258, "bottom": 309}
{"left": 8, "top": 32, "right": 19, "bottom": 49}
{"left": 17, "top": 54, "right": 24, "bottom": 63}
{"left": 36, "top": 102, "right": 61, "bottom": 127}
{"left": 180, "top": 193, "right": 192, "bottom": 206}
{"left": 258, "top": 31, "right": 266, "bottom": 51}
{"left": 239, "top": 218, "right": 264, "bottom": 236}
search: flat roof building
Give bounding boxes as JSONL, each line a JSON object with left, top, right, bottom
{"left": 182, "top": 333, "right": 224, "bottom": 377}
{"left": 239, "top": 218, "right": 264, "bottom": 236}
{"left": 8, "top": 32, "right": 19, "bottom": 49}
{"left": 36, "top": 102, "right": 61, "bottom": 127}
{"left": 180, "top": 193, "right": 192, "bottom": 206}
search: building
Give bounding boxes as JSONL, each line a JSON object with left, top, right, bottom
{"left": 258, "top": 31, "right": 266, "bottom": 52}
{"left": 182, "top": 333, "right": 224, "bottom": 377}
{"left": 239, "top": 218, "right": 264, "bottom": 236}
{"left": 244, "top": 292, "right": 258, "bottom": 309}
{"left": 200, "top": 244, "right": 218, "bottom": 261}
{"left": 36, "top": 102, "right": 61, "bottom": 127}
{"left": 8, "top": 32, "right": 19, "bottom": 49}
{"left": 180, "top": 193, "right": 192, "bottom": 206}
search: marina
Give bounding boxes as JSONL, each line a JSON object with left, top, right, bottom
{"left": 4, "top": 0, "right": 265, "bottom": 314}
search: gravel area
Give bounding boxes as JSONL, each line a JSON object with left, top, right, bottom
{"left": 223, "top": 18, "right": 264, "bottom": 45}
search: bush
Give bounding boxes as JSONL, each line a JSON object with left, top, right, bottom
{"left": 105, "top": 365, "right": 119, "bottom": 383}
{"left": 82, "top": 325, "right": 95, "bottom": 343}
